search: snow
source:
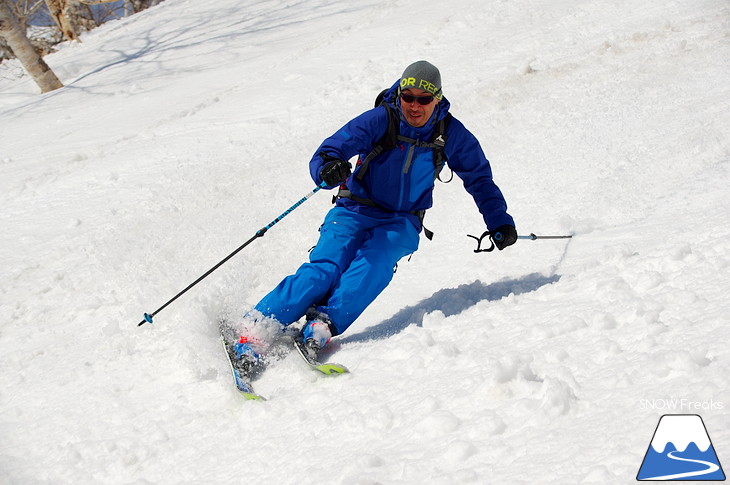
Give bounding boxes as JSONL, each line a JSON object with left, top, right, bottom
{"left": 1, "top": 0, "right": 729, "bottom": 483}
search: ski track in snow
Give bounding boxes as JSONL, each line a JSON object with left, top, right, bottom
{"left": 1, "top": 0, "right": 729, "bottom": 483}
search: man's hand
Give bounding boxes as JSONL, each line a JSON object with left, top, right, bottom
{"left": 319, "top": 157, "right": 351, "bottom": 187}
{"left": 492, "top": 225, "right": 517, "bottom": 250}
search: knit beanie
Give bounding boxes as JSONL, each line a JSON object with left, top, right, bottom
{"left": 399, "top": 60, "right": 443, "bottom": 99}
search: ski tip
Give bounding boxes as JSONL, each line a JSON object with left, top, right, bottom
{"left": 293, "top": 338, "right": 350, "bottom": 375}
{"left": 234, "top": 378, "right": 266, "bottom": 401}
{"left": 239, "top": 390, "right": 266, "bottom": 401}
{"left": 314, "top": 363, "right": 350, "bottom": 375}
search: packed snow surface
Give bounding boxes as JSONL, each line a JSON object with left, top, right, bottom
{"left": 1, "top": 0, "right": 728, "bottom": 483}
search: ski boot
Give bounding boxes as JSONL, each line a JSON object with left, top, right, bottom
{"left": 294, "top": 311, "right": 348, "bottom": 375}
{"left": 229, "top": 336, "right": 263, "bottom": 377}
{"left": 219, "top": 316, "right": 268, "bottom": 378}
{"left": 296, "top": 311, "right": 333, "bottom": 362}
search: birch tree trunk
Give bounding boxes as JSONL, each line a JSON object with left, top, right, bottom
{"left": 44, "top": 0, "right": 78, "bottom": 41}
{"left": 0, "top": 0, "right": 64, "bottom": 93}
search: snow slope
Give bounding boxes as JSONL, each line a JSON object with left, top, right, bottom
{"left": 1, "top": 0, "right": 728, "bottom": 483}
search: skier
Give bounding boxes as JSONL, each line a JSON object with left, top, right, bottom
{"left": 232, "top": 60, "right": 516, "bottom": 366}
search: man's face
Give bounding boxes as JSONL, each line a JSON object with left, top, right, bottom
{"left": 399, "top": 88, "right": 439, "bottom": 128}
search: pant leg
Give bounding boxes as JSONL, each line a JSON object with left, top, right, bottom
{"left": 253, "top": 262, "right": 338, "bottom": 325}
{"left": 317, "top": 214, "right": 420, "bottom": 335}
{"left": 254, "top": 207, "right": 367, "bottom": 325}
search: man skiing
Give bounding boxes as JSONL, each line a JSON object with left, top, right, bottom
{"left": 231, "top": 60, "right": 516, "bottom": 366}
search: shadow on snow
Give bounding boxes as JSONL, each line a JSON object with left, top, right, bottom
{"left": 341, "top": 272, "right": 561, "bottom": 345}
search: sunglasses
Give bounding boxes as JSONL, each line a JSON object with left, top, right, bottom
{"left": 399, "top": 93, "right": 435, "bottom": 105}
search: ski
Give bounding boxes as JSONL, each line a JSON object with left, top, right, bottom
{"left": 293, "top": 339, "right": 349, "bottom": 375}
{"left": 218, "top": 318, "right": 347, "bottom": 400}
{"left": 220, "top": 337, "right": 266, "bottom": 401}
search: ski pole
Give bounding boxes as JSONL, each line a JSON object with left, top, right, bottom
{"left": 138, "top": 182, "right": 327, "bottom": 327}
{"left": 467, "top": 230, "right": 573, "bottom": 253}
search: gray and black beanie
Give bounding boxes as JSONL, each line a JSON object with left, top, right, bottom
{"left": 399, "top": 60, "right": 443, "bottom": 100}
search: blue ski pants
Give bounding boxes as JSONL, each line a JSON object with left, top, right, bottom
{"left": 254, "top": 206, "right": 420, "bottom": 335}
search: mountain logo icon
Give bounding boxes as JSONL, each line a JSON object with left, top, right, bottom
{"left": 637, "top": 414, "right": 726, "bottom": 481}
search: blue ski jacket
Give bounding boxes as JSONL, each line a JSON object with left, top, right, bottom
{"left": 309, "top": 80, "right": 514, "bottom": 232}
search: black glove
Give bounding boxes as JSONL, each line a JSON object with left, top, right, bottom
{"left": 492, "top": 225, "right": 517, "bottom": 250}
{"left": 319, "top": 156, "right": 351, "bottom": 187}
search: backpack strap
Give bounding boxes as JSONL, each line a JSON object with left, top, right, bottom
{"left": 355, "top": 104, "right": 400, "bottom": 181}
{"left": 335, "top": 102, "right": 453, "bottom": 241}
{"left": 356, "top": 106, "right": 452, "bottom": 182}
{"left": 433, "top": 113, "right": 453, "bottom": 182}
{"left": 394, "top": 112, "right": 451, "bottom": 178}
{"left": 335, "top": 186, "right": 434, "bottom": 240}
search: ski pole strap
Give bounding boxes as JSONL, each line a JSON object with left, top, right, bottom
{"left": 467, "top": 231, "right": 498, "bottom": 253}
{"left": 467, "top": 231, "right": 573, "bottom": 253}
